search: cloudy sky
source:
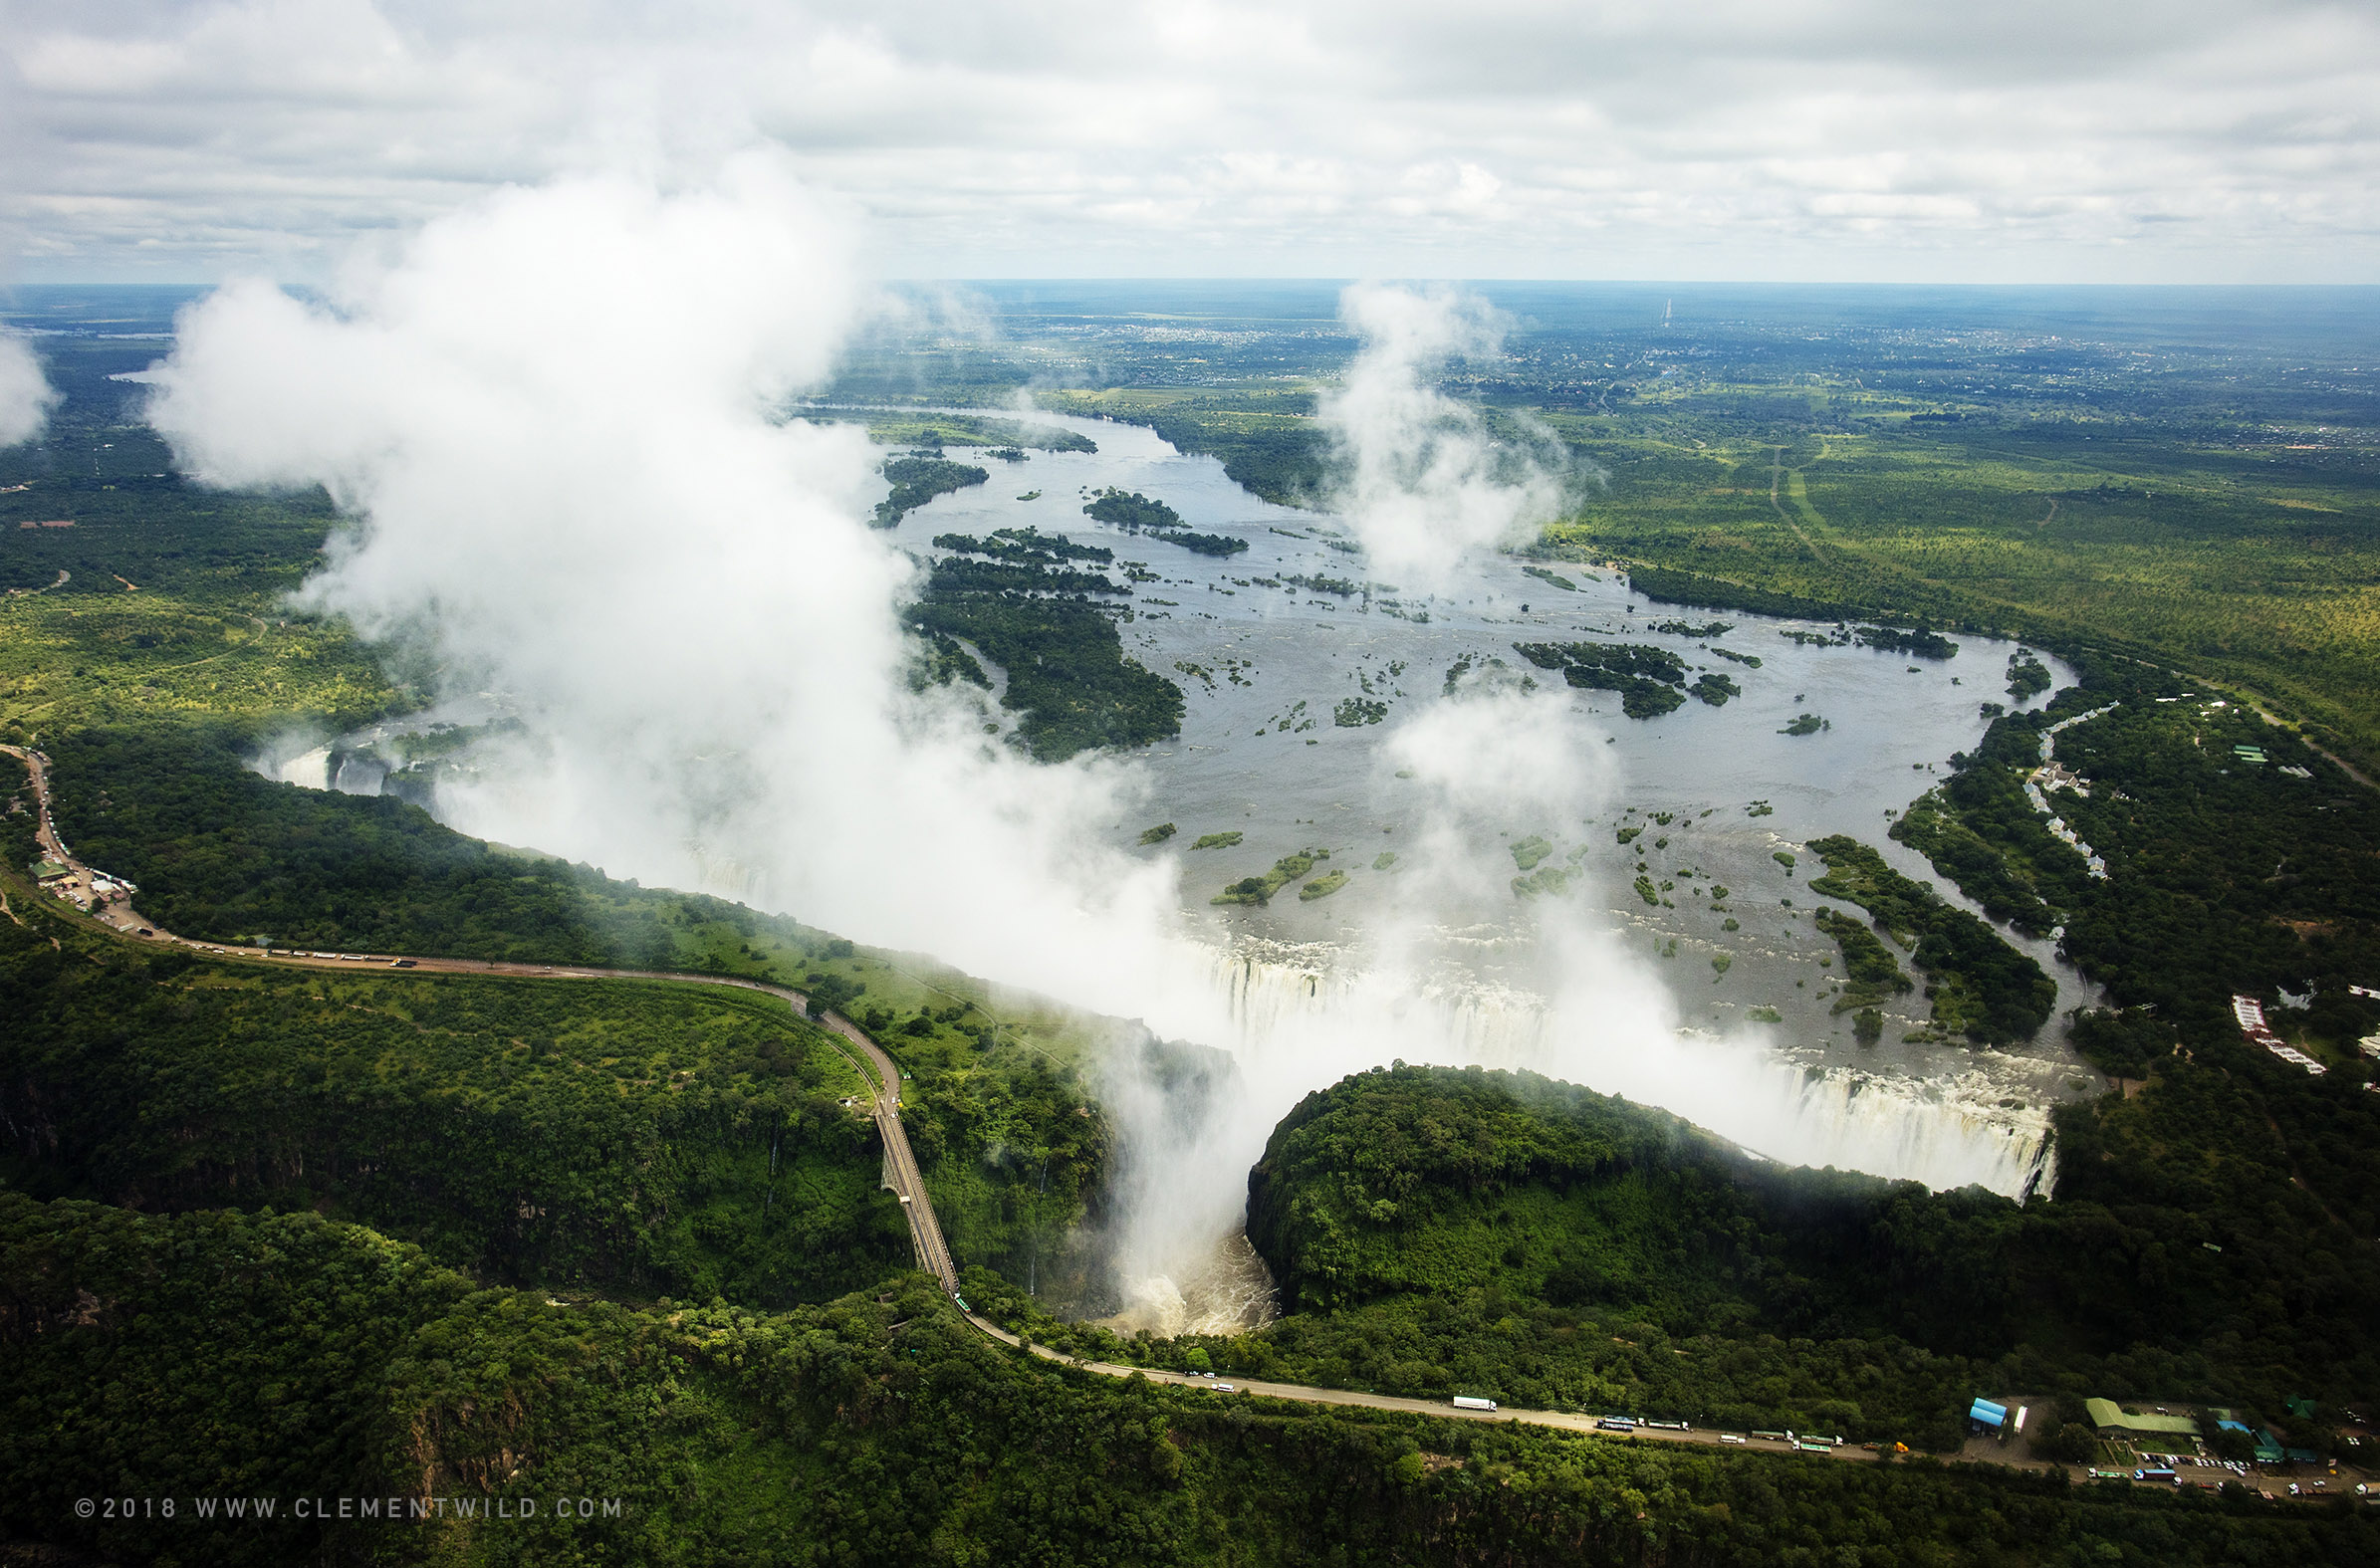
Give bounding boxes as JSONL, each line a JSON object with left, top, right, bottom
{"left": 4, "top": 0, "right": 2376, "bottom": 284}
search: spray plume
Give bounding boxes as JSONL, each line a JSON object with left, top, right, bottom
{"left": 146, "top": 170, "right": 2041, "bottom": 1318}
{"left": 0, "top": 333, "right": 58, "bottom": 447}
{"left": 1318, "top": 284, "right": 1563, "bottom": 591}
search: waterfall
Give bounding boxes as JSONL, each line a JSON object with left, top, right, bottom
{"left": 1197, "top": 938, "right": 2057, "bottom": 1201}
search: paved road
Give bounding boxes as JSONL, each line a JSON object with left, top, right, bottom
{"left": 963, "top": 1311, "right": 1896, "bottom": 1460}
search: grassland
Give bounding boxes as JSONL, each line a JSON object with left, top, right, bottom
{"left": 0, "top": 339, "right": 400, "bottom": 740}
{"left": 1535, "top": 399, "right": 2380, "bottom": 766}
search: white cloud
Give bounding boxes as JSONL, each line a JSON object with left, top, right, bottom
{"left": 0, "top": 333, "right": 57, "bottom": 446}
{"left": 5, "top": 0, "right": 2377, "bottom": 281}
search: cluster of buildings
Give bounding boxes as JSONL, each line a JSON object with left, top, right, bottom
{"left": 2023, "top": 705, "right": 2119, "bottom": 879}
{"left": 2233, "top": 994, "right": 2327, "bottom": 1076}
{"left": 1975, "top": 1392, "right": 2344, "bottom": 1481}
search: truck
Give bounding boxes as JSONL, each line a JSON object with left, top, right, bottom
{"left": 2135, "top": 1468, "right": 2178, "bottom": 1483}
{"left": 1452, "top": 1396, "right": 1498, "bottom": 1413}
{"left": 1594, "top": 1417, "right": 1637, "bottom": 1433}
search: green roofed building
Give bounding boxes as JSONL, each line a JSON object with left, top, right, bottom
{"left": 2086, "top": 1399, "right": 2199, "bottom": 1438}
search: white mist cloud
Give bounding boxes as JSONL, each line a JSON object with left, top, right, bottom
{"left": 1319, "top": 284, "right": 1563, "bottom": 592}
{"left": 145, "top": 153, "right": 1186, "bottom": 1014}
{"left": 0, "top": 334, "right": 58, "bottom": 446}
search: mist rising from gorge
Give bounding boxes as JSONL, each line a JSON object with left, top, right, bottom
{"left": 144, "top": 163, "right": 2043, "bottom": 1313}
{"left": 0, "top": 334, "right": 57, "bottom": 448}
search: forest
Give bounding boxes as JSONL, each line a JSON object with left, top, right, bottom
{"left": 10, "top": 1194, "right": 2374, "bottom": 1568}
{"left": 0, "top": 893, "right": 906, "bottom": 1303}
{"left": 17, "top": 713, "right": 1113, "bottom": 1296}
{"left": 1216, "top": 1062, "right": 2375, "bottom": 1454}
{"left": 47, "top": 723, "right": 767, "bottom": 967}
{"left": 1895, "top": 652, "right": 2380, "bottom": 1074}
{"left": 904, "top": 551, "right": 1184, "bottom": 760}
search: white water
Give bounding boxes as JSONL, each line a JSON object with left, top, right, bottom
{"left": 1209, "top": 940, "right": 2058, "bottom": 1195}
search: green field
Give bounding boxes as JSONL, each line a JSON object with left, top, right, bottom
{"left": 1541, "top": 412, "right": 2380, "bottom": 766}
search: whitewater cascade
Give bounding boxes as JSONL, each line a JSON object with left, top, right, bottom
{"left": 1203, "top": 941, "right": 2058, "bottom": 1199}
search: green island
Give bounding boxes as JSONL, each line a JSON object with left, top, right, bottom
{"left": 1213, "top": 847, "right": 1331, "bottom": 906}
{"left": 1511, "top": 640, "right": 1690, "bottom": 719}
{"left": 902, "top": 549, "right": 1183, "bottom": 759}
{"left": 1805, "top": 835, "right": 2056, "bottom": 1044}
{"left": 871, "top": 454, "right": 989, "bottom": 527}
{"left": 932, "top": 525, "right": 1115, "bottom": 564}
{"left": 824, "top": 409, "right": 1099, "bottom": 455}
{"left": 1082, "top": 486, "right": 1250, "bottom": 557}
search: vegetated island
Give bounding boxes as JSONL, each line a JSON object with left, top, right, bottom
{"left": 1805, "top": 834, "right": 2055, "bottom": 1044}
{"left": 1214, "top": 847, "right": 1329, "bottom": 905}
{"left": 872, "top": 454, "right": 990, "bottom": 528}
{"left": 901, "top": 530, "right": 1183, "bottom": 761}
{"left": 1083, "top": 487, "right": 1249, "bottom": 557}
{"left": 1512, "top": 641, "right": 1737, "bottom": 718}
{"left": 836, "top": 410, "right": 1098, "bottom": 455}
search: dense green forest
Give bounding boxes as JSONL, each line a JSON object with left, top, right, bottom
{"left": 20, "top": 718, "right": 1112, "bottom": 1296}
{"left": 10, "top": 1194, "right": 2372, "bottom": 1568}
{"left": 1212, "top": 1063, "right": 2375, "bottom": 1453}
{"left": 0, "top": 886, "right": 904, "bottom": 1303}
{"left": 1897, "top": 653, "right": 2380, "bottom": 1064}
{"left": 47, "top": 723, "right": 773, "bottom": 966}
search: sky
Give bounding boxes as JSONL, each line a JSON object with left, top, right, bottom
{"left": 3, "top": 0, "right": 2377, "bottom": 285}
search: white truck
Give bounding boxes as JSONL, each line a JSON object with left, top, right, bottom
{"left": 1452, "top": 1396, "right": 1498, "bottom": 1413}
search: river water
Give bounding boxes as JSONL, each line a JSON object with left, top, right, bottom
{"left": 876, "top": 406, "right": 2093, "bottom": 1104}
